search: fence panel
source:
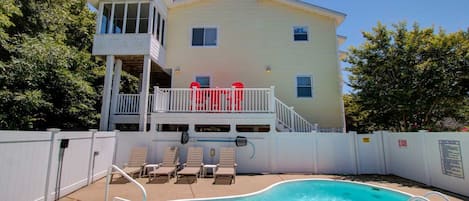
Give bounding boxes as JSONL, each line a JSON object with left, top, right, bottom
{"left": 0, "top": 131, "right": 52, "bottom": 201}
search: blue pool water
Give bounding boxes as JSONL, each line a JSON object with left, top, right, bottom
{"left": 196, "top": 180, "right": 411, "bottom": 201}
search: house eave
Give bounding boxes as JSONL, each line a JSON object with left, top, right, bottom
{"left": 168, "top": 0, "right": 346, "bottom": 26}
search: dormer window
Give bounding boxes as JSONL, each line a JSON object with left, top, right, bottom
{"left": 293, "top": 26, "right": 308, "bottom": 41}
{"left": 192, "top": 27, "right": 217, "bottom": 47}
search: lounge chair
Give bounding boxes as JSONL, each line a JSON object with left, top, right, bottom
{"left": 111, "top": 147, "right": 147, "bottom": 181}
{"left": 177, "top": 147, "right": 204, "bottom": 182}
{"left": 214, "top": 147, "right": 237, "bottom": 184}
{"left": 148, "top": 146, "right": 179, "bottom": 182}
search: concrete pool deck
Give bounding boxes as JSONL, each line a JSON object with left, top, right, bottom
{"left": 61, "top": 174, "right": 468, "bottom": 201}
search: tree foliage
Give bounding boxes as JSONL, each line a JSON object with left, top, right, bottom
{"left": 0, "top": 0, "right": 138, "bottom": 130}
{"left": 345, "top": 22, "right": 469, "bottom": 132}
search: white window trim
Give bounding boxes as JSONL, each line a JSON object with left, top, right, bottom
{"left": 98, "top": 1, "right": 153, "bottom": 35}
{"left": 295, "top": 74, "right": 314, "bottom": 98}
{"left": 194, "top": 74, "right": 212, "bottom": 88}
{"left": 292, "top": 25, "right": 309, "bottom": 42}
{"left": 190, "top": 26, "right": 219, "bottom": 48}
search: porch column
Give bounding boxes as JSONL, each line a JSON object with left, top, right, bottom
{"left": 99, "top": 55, "right": 115, "bottom": 131}
{"left": 139, "top": 55, "right": 151, "bottom": 131}
{"left": 109, "top": 59, "right": 122, "bottom": 130}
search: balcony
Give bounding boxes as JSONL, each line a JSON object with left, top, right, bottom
{"left": 154, "top": 87, "right": 274, "bottom": 113}
{"left": 92, "top": 34, "right": 165, "bottom": 66}
{"left": 111, "top": 87, "right": 317, "bottom": 132}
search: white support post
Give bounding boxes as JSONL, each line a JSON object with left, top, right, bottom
{"left": 148, "top": 2, "right": 154, "bottom": 34}
{"left": 100, "top": 55, "right": 115, "bottom": 131}
{"left": 108, "top": 3, "right": 115, "bottom": 34}
{"left": 153, "top": 86, "right": 160, "bottom": 112}
{"left": 135, "top": 2, "right": 141, "bottom": 33}
{"left": 269, "top": 86, "right": 275, "bottom": 113}
{"left": 191, "top": 87, "right": 196, "bottom": 112}
{"left": 139, "top": 55, "right": 151, "bottom": 132}
{"left": 231, "top": 86, "right": 235, "bottom": 112}
{"left": 122, "top": 4, "right": 128, "bottom": 33}
{"left": 109, "top": 60, "right": 122, "bottom": 127}
{"left": 290, "top": 106, "right": 295, "bottom": 132}
{"left": 96, "top": 2, "right": 104, "bottom": 34}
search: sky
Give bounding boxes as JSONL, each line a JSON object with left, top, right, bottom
{"left": 304, "top": 0, "right": 469, "bottom": 93}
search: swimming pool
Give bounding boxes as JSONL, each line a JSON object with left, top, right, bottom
{"left": 176, "top": 179, "right": 413, "bottom": 201}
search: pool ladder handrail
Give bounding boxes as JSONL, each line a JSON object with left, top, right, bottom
{"left": 104, "top": 165, "right": 147, "bottom": 201}
{"left": 408, "top": 191, "right": 450, "bottom": 201}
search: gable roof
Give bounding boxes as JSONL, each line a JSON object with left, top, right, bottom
{"left": 168, "top": 0, "right": 346, "bottom": 26}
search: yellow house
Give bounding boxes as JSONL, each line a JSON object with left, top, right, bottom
{"left": 89, "top": 0, "right": 346, "bottom": 133}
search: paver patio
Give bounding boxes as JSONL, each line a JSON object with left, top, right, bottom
{"left": 61, "top": 174, "right": 468, "bottom": 201}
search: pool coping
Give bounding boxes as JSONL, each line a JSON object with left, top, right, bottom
{"left": 170, "top": 178, "right": 417, "bottom": 201}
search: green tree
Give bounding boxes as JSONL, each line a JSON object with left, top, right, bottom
{"left": 0, "top": 0, "right": 139, "bottom": 130}
{"left": 346, "top": 22, "right": 468, "bottom": 132}
{"left": 343, "top": 94, "right": 373, "bottom": 133}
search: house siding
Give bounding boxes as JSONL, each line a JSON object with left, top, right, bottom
{"left": 166, "top": 0, "right": 344, "bottom": 128}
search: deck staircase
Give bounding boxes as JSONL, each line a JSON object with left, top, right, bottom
{"left": 274, "top": 98, "right": 317, "bottom": 132}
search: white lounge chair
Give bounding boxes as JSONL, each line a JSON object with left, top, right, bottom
{"left": 214, "top": 147, "right": 237, "bottom": 184}
{"left": 148, "top": 146, "right": 179, "bottom": 182}
{"left": 177, "top": 147, "right": 204, "bottom": 183}
{"left": 111, "top": 147, "right": 147, "bottom": 181}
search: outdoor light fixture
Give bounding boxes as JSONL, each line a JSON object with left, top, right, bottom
{"left": 265, "top": 65, "right": 271, "bottom": 73}
{"left": 175, "top": 66, "right": 181, "bottom": 73}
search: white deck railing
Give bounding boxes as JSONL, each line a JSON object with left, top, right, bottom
{"left": 153, "top": 87, "right": 275, "bottom": 113}
{"left": 113, "top": 87, "right": 321, "bottom": 133}
{"left": 114, "top": 94, "right": 154, "bottom": 115}
{"left": 275, "top": 98, "right": 317, "bottom": 132}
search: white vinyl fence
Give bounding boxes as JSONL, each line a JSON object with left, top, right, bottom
{"left": 355, "top": 131, "right": 469, "bottom": 197}
{"left": 114, "top": 131, "right": 469, "bottom": 197}
{"left": 0, "top": 130, "right": 116, "bottom": 201}
{"left": 114, "top": 131, "right": 356, "bottom": 175}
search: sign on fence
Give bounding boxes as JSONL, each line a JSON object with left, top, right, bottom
{"left": 439, "top": 140, "right": 464, "bottom": 179}
{"left": 398, "top": 139, "right": 407, "bottom": 148}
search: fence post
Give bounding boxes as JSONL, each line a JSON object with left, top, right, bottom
{"left": 289, "top": 106, "right": 295, "bottom": 132}
{"left": 377, "top": 130, "right": 388, "bottom": 174}
{"left": 87, "top": 129, "right": 98, "bottom": 185}
{"left": 350, "top": 131, "right": 360, "bottom": 175}
{"left": 269, "top": 86, "right": 275, "bottom": 113}
{"left": 44, "top": 128, "right": 61, "bottom": 201}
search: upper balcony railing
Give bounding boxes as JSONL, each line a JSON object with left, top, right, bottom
{"left": 113, "top": 94, "right": 154, "bottom": 115}
{"left": 153, "top": 87, "right": 275, "bottom": 113}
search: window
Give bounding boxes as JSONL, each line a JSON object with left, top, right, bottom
{"left": 100, "top": 4, "right": 112, "bottom": 33}
{"left": 161, "top": 19, "right": 165, "bottom": 46}
{"left": 296, "top": 76, "right": 313, "bottom": 97}
{"left": 195, "top": 125, "right": 230, "bottom": 132}
{"left": 156, "top": 12, "right": 161, "bottom": 40}
{"left": 195, "top": 76, "right": 210, "bottom": 88}
{"left": 99, "top": 3, "right": 161, "bottom": 35}
{"left": 138, "top": 3, "right": 149, "bottom": 33}
{"left": 156, "top": 124, "right": 189, "bottom": 132}
{"left": 126, "top": 3, "right": 138, "bottom": 33}
{"left": 152, "top": 7, "right": 156, "bottom": 35}
{"left": 112, "top": 4, "right": 125, "bottom": 33}
{"left": 236, "top": 125, "right": 270, "bottom": 132}
{"left": 192, "top": 28, "right": 217, "bottom": 47}
{"left": 293, "top": 26, "right": 308, "bottom": 41}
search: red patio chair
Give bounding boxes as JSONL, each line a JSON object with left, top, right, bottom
{"left": 210, "top": 87, "right": 222, "bottom": 111}
{"left": 190, "top": 82, "right": 204, "bottom": 110}
{"left": 228, "top": 82, "right": 244, "bottom": 111}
